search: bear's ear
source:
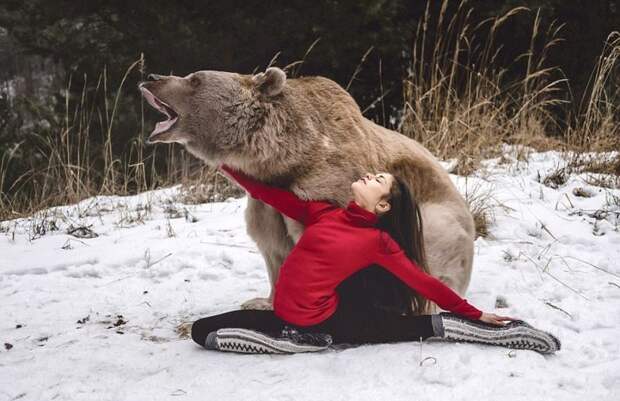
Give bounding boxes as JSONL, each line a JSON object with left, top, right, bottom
{"left": 252, "top": 67, "right": 286, "bottom": 97}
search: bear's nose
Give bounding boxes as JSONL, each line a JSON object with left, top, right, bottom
{"left": 147, "top": 74, "right": 165, "bottom": 81}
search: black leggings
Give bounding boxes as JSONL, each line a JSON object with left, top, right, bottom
{"left": 191, "top": 303, "right": 435, "bottom": 347}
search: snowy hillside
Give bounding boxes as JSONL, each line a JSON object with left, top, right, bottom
{"left": 1, "top": 146, "right": 619, "bottom": 401}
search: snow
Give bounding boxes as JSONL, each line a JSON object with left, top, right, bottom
{"left": 1, "top": 146, "right": 619, "bottom": 401}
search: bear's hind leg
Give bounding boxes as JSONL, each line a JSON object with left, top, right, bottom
{"left": 420, "top": 203, "right": 476, "bottom": 314}
{"left": 242, "top": 198, "right": 295, "bottom": 310}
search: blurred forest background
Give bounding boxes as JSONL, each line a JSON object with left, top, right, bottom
{"left": 0, "top": 0, "right": 618, "bottom": 219}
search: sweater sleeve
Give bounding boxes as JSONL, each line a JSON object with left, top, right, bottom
{"left": 373, "top": 234, "right": 483, "bottom": 320}
{"left": 219, "top": 164, "right": 335, "bottom": 225}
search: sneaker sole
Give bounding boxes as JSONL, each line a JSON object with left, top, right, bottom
{"left": 441, "top": 315, "right": 561, "bottom": 354}
{"left": 206, "top": 328, "right": 330, "bottom": 354}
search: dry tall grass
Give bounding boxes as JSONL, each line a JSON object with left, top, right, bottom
{"left": 566, "top": 32, "right": 620, "bottom": 151}
{"left": 399, "top": 1, "right": 619, "bottom": 171}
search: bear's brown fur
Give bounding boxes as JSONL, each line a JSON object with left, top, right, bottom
{"left": 139, "top": 67, "right": 475, "bottom": 313}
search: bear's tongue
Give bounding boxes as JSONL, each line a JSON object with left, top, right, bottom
{"left": 153, "top": 117, "right": 178, "bottom": 136}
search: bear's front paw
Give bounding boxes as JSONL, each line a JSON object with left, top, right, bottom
{"left": 241, "top": 297, "right": 274, "bottom": 310}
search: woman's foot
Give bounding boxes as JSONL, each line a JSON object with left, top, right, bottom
{"left": 432, "top": 312, "right": 561, "bottom": 354}
{"left": 205, "top": 326, "right": 332, "bottom": 354}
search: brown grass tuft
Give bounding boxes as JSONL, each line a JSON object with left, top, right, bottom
{"left": 463, "top": 179, "right": 496, "bottom": 239}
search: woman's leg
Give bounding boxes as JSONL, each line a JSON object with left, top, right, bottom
{"left": 432, "top": 312, "right": 561, "bottom": 354}
{"left": 191, "top": 309, "right": 333, "bottom": 354}
{"left": 191, "top": 309, "right": 286, "bottom": 347}
{"left": 309, "top": 305, "right": 436, "bottom": 345}
{"left": 311, "top": 307, "right": 560, "bottom": 354}
{"left": 330, "top": 269, "right": 560, "bottom": 353}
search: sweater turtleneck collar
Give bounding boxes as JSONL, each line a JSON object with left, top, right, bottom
{"left": 344, "top": 200, "right": 379, "bottom": 227}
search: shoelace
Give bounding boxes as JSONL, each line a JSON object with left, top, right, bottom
{"left": 281, "top": 326, "right": 331, "bottom": 346}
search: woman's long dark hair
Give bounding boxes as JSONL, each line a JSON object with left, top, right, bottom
{"left": 336, "top": 174, "right": 430, "bottom": 316}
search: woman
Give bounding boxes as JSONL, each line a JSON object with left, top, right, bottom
{"left": 191, "top": 164, "right": 561, "bottom": 355}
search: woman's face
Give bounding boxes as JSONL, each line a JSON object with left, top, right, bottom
{"left": 351, "top": 172, "right": 395, "bottom": 215}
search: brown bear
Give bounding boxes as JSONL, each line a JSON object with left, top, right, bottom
{"left": 139, "top": 67, "right": 475, "bottom": 314}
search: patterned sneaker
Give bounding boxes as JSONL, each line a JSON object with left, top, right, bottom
{"left": 432, "top": 312, "right": 561, "bottom": 354}
{"left": 205, "top": 326, "right": 333, "bottom": 354}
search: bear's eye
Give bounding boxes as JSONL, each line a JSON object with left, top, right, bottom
{"left": 189, "top": 75, "right": 201, "bottom": 88}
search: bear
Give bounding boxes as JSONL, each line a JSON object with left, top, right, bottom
{"left": 138, "top": 67, "right": 476, "bottom": 314}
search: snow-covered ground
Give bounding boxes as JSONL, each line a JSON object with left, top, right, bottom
{"left": 1, "top": 146, "right": 619, "bottom": 401}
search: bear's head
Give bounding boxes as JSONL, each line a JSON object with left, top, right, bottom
{"left": 138, "top": 67, "right": 289, "bottom": 163}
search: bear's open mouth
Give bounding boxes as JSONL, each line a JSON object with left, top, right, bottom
{"left": 139, "top": 86, "right": 178, "bottom": 138}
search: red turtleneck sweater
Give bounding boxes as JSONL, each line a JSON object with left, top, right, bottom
{"left": 219, "top": 164, "right": 483, "bottom": 326}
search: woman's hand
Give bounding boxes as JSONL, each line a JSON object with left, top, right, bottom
{"left": 479, "top": 312, "right": 517, "bottom": 326}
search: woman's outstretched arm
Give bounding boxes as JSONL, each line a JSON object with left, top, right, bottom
{"left": 373, "top": 234, "right": 483, "bottom": 320}
{"left": 219, "top": 164, "right": 335, "bottom": 225}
